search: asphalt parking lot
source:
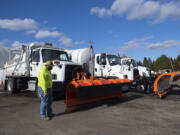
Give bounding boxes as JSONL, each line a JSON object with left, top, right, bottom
{"left": 0, "top": 89, "right": 180, "bottom": 135}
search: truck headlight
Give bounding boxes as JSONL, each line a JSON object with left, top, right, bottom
{"left": 53, "top": 61, "right": 60, "bottom": 65}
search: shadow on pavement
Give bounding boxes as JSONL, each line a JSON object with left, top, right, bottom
{"left": 62, "top": 94, "right": 144, "bottom": 114}
{"left": 11, "top": 91, "right": 38, "bottom": 98}
{"left": 54, "top": 112, "right": 68, "bottom": 117}
{"left": 169, "top": 89, "right": 180, "bottom": 95}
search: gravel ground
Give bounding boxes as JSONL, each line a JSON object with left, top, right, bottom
{"left": 0, "top": 90, "right": 180, "bottom": 135}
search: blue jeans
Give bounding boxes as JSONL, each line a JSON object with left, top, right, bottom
{"left": 38, "top": 87, "right": 53, "bottom": 118}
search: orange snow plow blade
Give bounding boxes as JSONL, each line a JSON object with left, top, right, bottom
{"left": 153, "top": 72, "right": 180, "bottom": 99}
{"left": 65, "top": 73, "right": 130, "bottom": 112}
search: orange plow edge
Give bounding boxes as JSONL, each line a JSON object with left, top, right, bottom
{"left": 153, "top": 72, "right": 180, "bottom": 99}
{"left": 65, "top": 74, "right": 131, "bottom": 112}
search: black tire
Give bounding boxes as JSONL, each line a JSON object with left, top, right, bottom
{"left": 7, "top": 78, "right": 17, "bottom": 95}
{"left": 16, "top": 79, "right": 23, "bottom": 91}
{"left": 16, "top": 79, "right": 28, "bottom": 92}
{"left": 145, "top": 84, "right": 153, "bottom": 94}
{"left": 135, "top": 84, "right": 146, "bottom": 93}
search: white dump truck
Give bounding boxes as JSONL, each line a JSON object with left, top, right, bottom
{"left": 3, "top": 43, "right": 82, "bottom": 96}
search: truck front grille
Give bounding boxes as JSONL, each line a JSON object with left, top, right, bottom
{"left": 52, "top": 74, "right": 57, "bottom": 80}
{"left": 65, "top": 65, "right": 83, "bottom": 83}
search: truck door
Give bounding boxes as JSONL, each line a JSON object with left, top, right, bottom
{"left": 94, "top": 55, "right": 102, "bottom": 76}
{"left": 30, "top": 50, "right": 42, "bottom": 77}
{"left": 99, "top": 55, "right": 110, "bottom": 77}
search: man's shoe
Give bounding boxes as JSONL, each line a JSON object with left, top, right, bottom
{"left": 41, "top": 117, "right": 50, "bottom": 121}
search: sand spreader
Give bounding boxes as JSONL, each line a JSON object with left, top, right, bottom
{"left": 153, "top": 72, "right": 180, "bottom": 99}
{"left": 64, "top": 73, "right": 131, "bottom": 112}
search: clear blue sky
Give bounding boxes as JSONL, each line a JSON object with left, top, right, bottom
{"left": 0, "top": 0, "right": 180, "bottom": 61}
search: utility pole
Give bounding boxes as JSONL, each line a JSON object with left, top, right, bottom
{"left": 89, "top": 40, "right": 92, "bottom": 48}
{"left": 169, "top": 57, "right": 174, "bottom": 72}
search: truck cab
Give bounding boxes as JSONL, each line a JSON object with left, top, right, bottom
{"left": 4, "top": 43, "right": 82, "bottom": 96}
{"left": 120, "top": 57, "right": 152, "bottom": 77}
{"left": 30, "top": 47, "right": 70, "bottom": 81}
{"left": 94, "top": 53, "right": 137, "bottom": 81}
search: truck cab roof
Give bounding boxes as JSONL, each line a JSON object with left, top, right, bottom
{"left": 28, "top": 43, "right": 64, "bottom": 51}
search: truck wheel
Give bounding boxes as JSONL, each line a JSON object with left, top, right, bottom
{"left": 146, "top": 84, "right": 154, "bottom": 94}
{"left": 136, "top": 85, "right": 146, "bottom": 93}
{"left": 7, "top": 78, "right": 17, "bottom": 95}
{"left": 16, "top": 79, "right": 24, "bottom": 91}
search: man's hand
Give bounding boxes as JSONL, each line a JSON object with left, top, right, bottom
{"left": 44, "top": 92, "right": 48, "bottom": 97}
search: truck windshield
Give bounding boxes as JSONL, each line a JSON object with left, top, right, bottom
{"left": 122, "top": 59, "right": 137, "bottom": 66}
{"left": 107, "top": 55, "right": 121, "bottom": 66}
{"left": 42, "top": 49, "right": 69, "bottom": 62}
{"left": 131, "top": 59, "right": 137, "bottom": 66}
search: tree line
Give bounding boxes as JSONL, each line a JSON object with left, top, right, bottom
{"left": 136, "top": 54, "right": 180, "bottom": 72}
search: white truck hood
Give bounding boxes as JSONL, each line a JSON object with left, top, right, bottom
{"left": 137, "top": 66, "right": 150, "bottom": 77}
{"left": 108, "top": 65, "right": 134, "bottom": 80}
{"left": 110, "top": 65, "right": 129, "bottom": 72}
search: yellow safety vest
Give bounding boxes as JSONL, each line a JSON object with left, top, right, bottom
{"left": 38, "top": 65, "right": 52, "bottom": 93}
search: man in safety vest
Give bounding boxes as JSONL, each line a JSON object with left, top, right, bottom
{"left": 38, "top": 61, "right": 54, "bottom": 120}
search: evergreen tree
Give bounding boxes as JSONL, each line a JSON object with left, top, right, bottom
{"left": 176, "top": 55, "right": 180, "bottom": 71}
{"left": 150, "top": 60, "right": 156, "bottom": 71}
{"left": 136, "top": 61, "right": 143, "bottom": 66}
{"left": 143, "top": 57, "right": 149, "bottom": 67}
{"left": 172, "top": 58, "right": 178, "bottom": 71}
{"left": 154, "top": 54, "right": 171, "bottom": 71}
{"left": 147, "top": 57, "right": 152, "bottom": 67}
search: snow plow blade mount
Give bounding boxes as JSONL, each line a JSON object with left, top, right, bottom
{"left": 65, "top": 73, "right": 131, "bottom": 112}
{"left": 154, "top": 72, "right": 180, "bottom": 99}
